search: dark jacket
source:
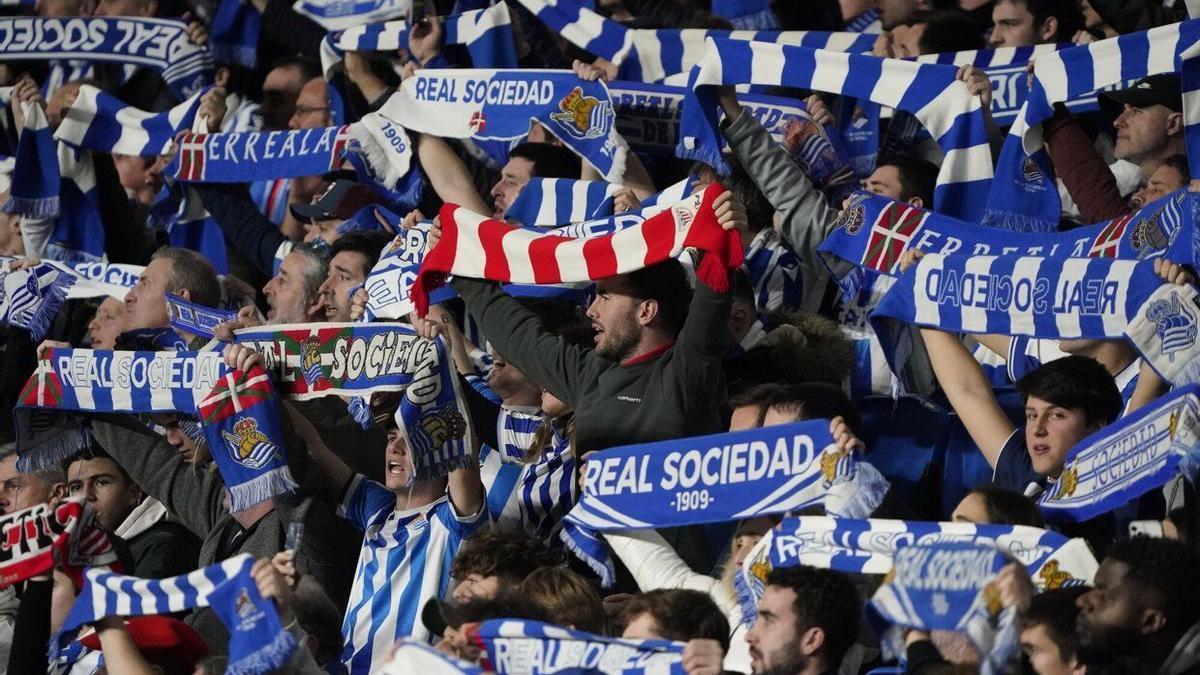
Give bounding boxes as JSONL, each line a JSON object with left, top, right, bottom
{"left": 126, "top": 519, "right": 202, "bottom": 580}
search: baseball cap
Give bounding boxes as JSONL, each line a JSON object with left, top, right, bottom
{"left": 289, "top": 179, "right": 385, "bottom": 222}
{"left": 80, "top": 616, "right": 208, "bottom": 674}
{"left": 1100, "top": 74, "right": 1182, "bottom": 118}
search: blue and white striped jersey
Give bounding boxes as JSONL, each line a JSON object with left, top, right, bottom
{"left": 742, "top": 228, "right": 803, "bottom": 313}
{"left": 338, "top": 474, "right": 485, "bottom": 674}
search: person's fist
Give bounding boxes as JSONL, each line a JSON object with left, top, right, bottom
{"left": 222, "top": 343, "right": 265, "bottom": 372}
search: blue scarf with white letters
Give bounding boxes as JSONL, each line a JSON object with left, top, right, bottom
{"left": 381, "top": 70, "right": 628, "bottom": 181}
{"left": 469, "top": 619, "right": 685, "bottom": 675}
{"left": 512, "top": 0, "right": 874, "bottom": 83}
{"left": 0, "top": 17, "right": 213, "bottom": 99}
{"left": 1039, "top": 384, "right": 1200, "bottom": 523}
{"left": 678, "top": 38, "right": 993, "bottom": 222}
{"left": 867, "top": 542, "right": 1019, "bottom": 675}
{"left": 54, "top": 555, "right": 297, "bottom": 673}
{"left": 559, "top": 420, "right": 885, "bottom": 586}
{"left": 166, "top": 293, "right": 238, "bottom": 339}
{"left": 986, "top": 20, "right": 1200, "bottom": 232}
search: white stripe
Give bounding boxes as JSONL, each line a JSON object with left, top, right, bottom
{"left": 913, "top": 256, "right": 942, "bottom": 327}
{"left": 1102, "top": 260, "right": 1136, "bottom": 336}
{"left": 609, "top": 220, "right": 650, "bottom": 272}
{"left": 1008, "top": 256, "right": 1043, "bottom": 335}
{"left": 570, "top": 180, "right": 592, "bottom": 222}
{"left": 748, "top": 42, "right": 787, "bottom": 87}
{"left": 870, "top": 59, "right": 919, "bottom": 110}
{"left": 941, "top": 144, "right": 996, "bottom": 182}
{"left": 501, "top": 229, "right": 536, "bottom": 283}
{"left": 1087, "top": 38, "right": 1123, "bottom": 92}
{"left": 959, "top": 256, "right": 993, "bottom": 333}
{"left": 451, "top": 208, "right": 490, "bottom": 277}
{"left": 1055, "top": 258, "right": 1089, "bottom": 337}
{"left": 811, "top": 50, "right": 852, "bottom": 96}
{"left": 149, "top": 352, "right": 177, "bottom": 410}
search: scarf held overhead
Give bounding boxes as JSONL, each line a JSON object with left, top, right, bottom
{"left": 468, "top": 619, "right": 685, "bottom": 675}
{"left": 412, "top": 183, "right": 742, "bottom": 316}
{"left": 0, "top": 263, "right": 76, "bottom": 341}
{"left": 0, "top": 17, "right": 214, "bottom": 99}
{"left": 559, "top": 419, "right": 871, "bottom": 586}
{"left": 678, "top": 37, "right": 993, "bottom": 223}
{"left": 54, "top": 84, "right": 207, "bottom": 157}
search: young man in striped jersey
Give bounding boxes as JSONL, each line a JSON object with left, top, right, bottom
{"left": 280, "top": 357, "right": 486, "bottom": 675}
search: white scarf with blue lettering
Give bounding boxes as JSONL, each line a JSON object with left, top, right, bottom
{"left": 0, "top": 17, "right": 213, "bottom": 99}
{"left": 678, "top": 38, "right": 993, "bottom": 222}
{"left": 513, "top": 0, "right": 874, "bottom": 83}
{"left": 560, "top": 420, "right": 887, "bottom": 586}
{"left": 1040, "top": 384, "right": 1200, "bottom": 523}
{"left": 986, "top": 20, "right": 1200, "bottom": 232}
{"left": 468, "top": 620, "right": 685, "bottom": 675}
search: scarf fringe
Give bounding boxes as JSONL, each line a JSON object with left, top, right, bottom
{"left": 226, "top": 466, "right": 298, "bottom": 513}
{"left": 225, "top": 626, "right": 299, "bottom": 675}
{"left": 24, "top": 274, "right": 76, "bottom": 342}
{"left": 979, "top": 208, "right": 1058, "bottom": 233}
{"left": 16, "top": 425, "right": 90, "bottom": 472}
{"left": 674, "top": 138, "right": 728, "bottom": 177}
{"left": 2, "top": 195, "right": 59, "bottom": 219}
{"left": 828, "top": 462, "right": 891, "bottom": 519}
{"left": 558, "top": 526, "right": 614, "bottom": 587}
{"left": 348, "top": 122, "right": 407, "bottom": 190}
{"left": 412, "top": 454, "right": 474, "bottom": 483}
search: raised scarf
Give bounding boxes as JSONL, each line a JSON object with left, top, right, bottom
{"left": 1039, "top": 384, "right": 1200, "bottom": 523}
{"left": 293, "top": 0, "right": 410, "bottom": 31}
{"left": 380, "top": 640, "right": 482, "bottom": 674}
{"left": 0, "top": 262, "right": 76, "bottom": 341}
{"left": 0, "top": 497, "right": 119, "bottom": 589}
{"left": 512, "top": 0, "right": 875, "bottom": 83}
{"left": 3, "top": 101, "right": 58, "bottom": 218}
{"left": 867, "top": 542, "right": 1019, "bottom": 674}
{"left": 0, "top": 17, "right": 214, "bottom": 99}
{"left": 412, "top": 183, "right": 742, "bottom": 316}
{"left": 678, "top": 37, "right": 993, "bottom": 222}
{"left": 54, "top": 84, "right": 207, "bottom": 157}
{"left": 986, "top": 19, "right": 1200, "bottom": 232}
{"left": 559, "top": 419, "right": 878, "bottom": 586}
{"left": 505, "top": 178, "right": 620, "bottom": 227}
{"left": 198, "top": 364, "right": 297, "bottom": 513}
{"left": 379, "top": 69, "right": 628, "bottom": 182}
{"left": 54, "top": 554, "right": 297, "bottom": 673}
{"left": 210, "top": 0, "right": 261, "bottom": 69}
{"left": 467, "top": 619, "right": 685, "bottom": 674}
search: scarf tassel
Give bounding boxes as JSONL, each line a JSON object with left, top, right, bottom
{"left": 412, "top": 454, "right": 475, "bottom": 484}
{"left": 2, "top": 195, "right": 59, "bottom": 220}
{"left": 695, "top": 249, "right": 733, "bottom": 293}
{"left": 23, "top": 274, "right": 76, "bottom": 342}
{"left": 226, "top": 625, "right": 298, "bottom": 675}
{"left": 559, "top": 525, "right": 615, "bottom": 587}
{"left": 226, "top": 466, "right": 298, "bottom": 513}
{"left": 16, "top": 425, "right": 92, "bottom": 472}
{"left": 979, "top": 208, "right": 1059, "bottom": 234}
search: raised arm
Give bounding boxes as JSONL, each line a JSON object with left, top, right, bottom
{"left": 416, "top": 134, "right": 492, "bottom": 217}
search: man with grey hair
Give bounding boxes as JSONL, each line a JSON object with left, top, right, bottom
{"left": 262, "top": 243, "right": 331, "bottom": 325}
{"left": 124, "top": 247, "right": 222, "bottom": 335}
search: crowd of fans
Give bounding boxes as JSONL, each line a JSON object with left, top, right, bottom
{"left": 2, "top": 0, "right": 1200, "bottom": 673}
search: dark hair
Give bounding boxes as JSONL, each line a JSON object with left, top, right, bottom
{"left": 615, "top": 259, "right": 692, "bottom": 337}
{"left": 520, "top": 567, "right": 606, "bottom": 634}
{"left": 151, "top": 247, "right": 222, "bottom": 309}
{"left": 1009, "top": 0, "right": 1086, "bottom": 42}
{"left": 914, "top": 10, "right": 987, "bottom": 54}
{"left": 1015, "top": 355, "right": 1123, "bottom": 428}
{"left": 878, "top": 155, "right": 939, "bottom": 207}
{"left": 443, "top": 590, "right": 550, "bottom": 629}
{"left": 268, "top": 55, "right": 322, "bottom": 83}
{"left": 450, "top": 530, "right": 563, "bottom": 583}
{"left": 968, "top": 485, "right": 1045, "bottom": 527}
{"left": 1019, "top": 586, "right": 1089, "bottom": 662}
{"left": 293, "top": 578, "right": 345, "bottom": 665}
{"left": 63, "top": 444, "right": 134, "bottom": 486}
{"left": 619, "top": 589, "right": 731, "bottom": 652}
{"left": 1104, "top": 537, "right": 1200, "bottom": 636}
{"left": 729, "top": 383, "right": 790, "bottom": 427}
{"left": 329, "top": 230, "right": 393, "bottom": 275}
{"left": 764, "top": 566, "right": 861, "bottom": 667}
{"left": 731, "top": 269, "right": 756, "bottom": 309}
{"left": 766, "top": 382, "right": 861, "bottom": 434}
{"left": 1161, "top": 153, "right": 1191, "bottom": 180}
{"left": 509, "top": 142, "right": 582, "bottom": 180}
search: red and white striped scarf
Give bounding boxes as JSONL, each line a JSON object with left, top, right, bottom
{"left": 412, "top": 183, "right": 742, "bottom": 315}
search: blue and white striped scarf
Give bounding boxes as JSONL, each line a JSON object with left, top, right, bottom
{"left": 986, "top": 20, "right": 1200, "bottom": 232}
{"left": 54, "top": 555, "right": 297, "bottom": 674}
{"left": 678, "top": 38, "right": 993, "bottom": 222}
{"left": 818, "top": 190, "right": 1195, "bottom": 299}
{"left": 468, "top": 619, "right": 685, "bottom": 675}
{"left": 380, "top": 70, "right": 628, "bottom": 182}
{"left": 505, "top": 178, "right": 620, "bottom": 227}
{"left": 166, "top": 293, "right": 238, "bottom": 339}
{"left": 871, "top": 253, "right": 1200, "bottom": 392}
{"left": 45, "top": 144, "right": 104, "bottom": 263}
{"left": 560, "top": 420, "right": 883, "bottom": 586}
{"left": 1040, "top": 384, "right": 1200, "bottom": 523}
{"left": 3, "top": 101, "right": 58, "bottom": 218}
{"left": 867, "top": 542, "right": 1019, "bottom": 675}
{"left": 769, "top": 517, "right": 1097, "bottom": 587}
{"left": 294, "top": 0, "right": 410, "bottom": 31}
{"left": 0, "top": 263, "right": 76, "bottom": 341}
{"left": 513, "top": 0, "right": 874, "bottom": 83}
{"left": 0, "top": 17, "right": 214, "bottom": 100}
{"left": 54, "top": 84, "right": 208, "bottom": 157}
{"left": 381, "top": 640, "right": 482, "bottom": 674}
{"left": 845, "top": 7, "right": 882, "bottom": 33}
{"left": 210, "top": 0, "right": 261, "bottom": 68}
{"left": 713, "top": 0, "right": 777, "bottom": 30}
{"left": 913, "top": 44, "right": 1074, "bottom": 126}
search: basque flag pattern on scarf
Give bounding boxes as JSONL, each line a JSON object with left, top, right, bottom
{"left": 54, "top": 555, "right": 297, "bottom": 673}
{"left": 198, "top": 365, "right": 297, "bottom": 513}
{"left": 3, "top": 100, "right": 58, "bottom": 218}
{"left": 513, "top": 0, "right": 875, "bottom": 83}
{"left": 986, "top": 19, "right": 1200, "bottom": 232}
{"left": 678, "top": 38, "right": 993, "bottom": 223}
{"left": 54, "top": 84, "right": 208, "bottom": 157}
{"left": 0, "top": 262, "right": 76, "bottom": 341}
{"left": 381, "top": 69, "right": 628, "bottom": 182}
{"left": 412, "top": 184, "right": 743, "bottom": 316}
{"left": 467, "top": 619, "right": 686, "bottom": 674}
{"left": 768, "top": 516, "right": 1098, "bottom": 588}
{"left": 0, "top": 17, "right": 214, "bottom": 99}
{"left": 869, "top": 253, "right": 1200, "bottom": 388}
{"left": 0, "top": 497, "right": 120, "bottom": 589}
{"left": 559, "top": 419, "right": 880, "bottom": 586}
{"left": 867, "top": 542, "right": 1019, "bottom": 674}
{"left": 1039, "top": 384, "right": 1200, "bottom": 523}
